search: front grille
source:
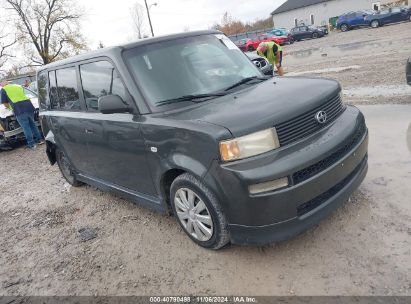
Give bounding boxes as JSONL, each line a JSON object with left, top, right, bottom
{"left": 293, "top": 116, "right": 366, "bottom": 184}
{"left": 276, "top": 93, "right": 345, "bottom": 147}
{"left": 297, "top": 155, "right": 367, "bottom": 217}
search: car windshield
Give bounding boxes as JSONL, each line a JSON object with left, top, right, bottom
{"left": 24, "top": 88, "right": 38, "bottom": 99}
{"left": 124, "top": 34, "right": 262, "bottom": 107}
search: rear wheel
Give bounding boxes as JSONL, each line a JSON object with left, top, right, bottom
{"left": 170, "top": 173, "right": 230, "bottom": 250}
{"left": 312, "top": 32, "right": 319, "bottom": 39}
{"left": 248, "top": 45, "right": 255, "bottom": 52}
{"left": 340, "top": 24, "right": 349, "bottom": 32}
{"left": 370, "top": 20, "right": 380, "bottom": 28}
{"left": 56, "top": 148, "right": 83, "bottom": 187}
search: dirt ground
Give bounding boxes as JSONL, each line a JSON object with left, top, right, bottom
{"left": 1, "top": 22, "right": 411, "bottom": 296}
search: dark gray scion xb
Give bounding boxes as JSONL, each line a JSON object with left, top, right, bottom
{"left": 38, "top": 30, "right": 368, "bottom": 249}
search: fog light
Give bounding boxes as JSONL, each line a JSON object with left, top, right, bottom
{"left": 249, "top": 177, "right": 289, "bottom": 194}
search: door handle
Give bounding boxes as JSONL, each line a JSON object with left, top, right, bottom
{"left": 85, "top": 129, "right": 94, "bottom": 134}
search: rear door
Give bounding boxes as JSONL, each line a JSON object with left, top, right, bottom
{"left": 78, "top": 59, "right": 157, "bottom": 196}
{"left": 293, "top": 27, "right": 302, "bottom": 40}
{"left": 47, "top": 67, "right": 92, "bottom": 174}
{"left": 386, "top": 7, "right": 402, "bottom": 22}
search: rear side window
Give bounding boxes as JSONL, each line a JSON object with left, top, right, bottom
{"left": 37, "top": 71, "right": 49, "bottom": 110}
{"left": 79, "top": 61, "right": 127, "bottom": 111}
{"left": 49, "top": 71, "right": 59, "bottom": 109}
{"left": 56, "top": 67, "right": 81, "bottom": 111}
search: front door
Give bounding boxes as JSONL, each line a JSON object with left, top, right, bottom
{"left": 78, "top": 60, "right": 157, "bottom": 196}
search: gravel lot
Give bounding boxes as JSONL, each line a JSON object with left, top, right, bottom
{"left": 1, "top": 22, "right": 411, "bottom": 296}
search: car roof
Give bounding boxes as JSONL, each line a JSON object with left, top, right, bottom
{"left": 38, "top": 30, "right": 221, "bottom": 72}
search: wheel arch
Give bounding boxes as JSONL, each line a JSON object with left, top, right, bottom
{"left": 45, "top": 130, "right": 57, "bottom": 165}
{"left": 159, "top": 152, "right": 215, "bottom": 211}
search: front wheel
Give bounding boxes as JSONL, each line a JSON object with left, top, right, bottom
{"left": 170, "top": 173, "right": 230, "bottom": 250}
{"left": 56, "top": 148, "right": 83, "bottom": 187}
{"left": 340, "top": 24, "right": 349, "bottom": 32}
{"left": 370, "top": 20, "right": 380, "bottom": 28}
{"left": 248, "top": 45, "right": 255, "bottom": 52}
{"left": 312, "top": 32, "right": 319, "bottom": 39}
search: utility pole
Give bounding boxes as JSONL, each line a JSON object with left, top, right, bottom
{"left": 144, "top": 0, "right": 156, "bottom": 37}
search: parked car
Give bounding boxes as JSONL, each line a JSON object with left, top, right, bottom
{"left": 267, "top": 28, "right": 289, "bottom": 36}
{"left": 266, "top": 28, "right": 295, "bottom": 44}
{"left": 314, "top": 25, "right": 329, "bottom": 35}
{"left": 0, "top": 87, "right": 40, "bottom": 148}
{"left": 407, "top": 57, "right": 411, "bottom": 85}
{"left": 262, "top": 33, "right": 293, "bottom": 45}
{"left": 235, "top": 35, "right": 264, "bottom": 52}
{"left": 365, "top": 6, "right": 411, "bottom": 28}
{"left": 38, "top": 30, "right": 368, "bottom": 249}
{"left": 290, "top": 25, "right": 325, "bottom": 41}
{"left": 337, "top": 10, "right": 376, "bottom": 32}
{"left": 235, "top": 38, "right": 254, "bottom": 52}
{"left": 246, "top": 52, "right": 274, "bottom": 76}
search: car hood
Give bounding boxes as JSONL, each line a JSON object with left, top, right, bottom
{"left": 166, "top": 77, "right": 341, "bottom": 138}
{"left": 0, "top": 97, "right": 39, "bottom": 119}
{"left": 246, "top": 52, "right": 262, "bottom": 60}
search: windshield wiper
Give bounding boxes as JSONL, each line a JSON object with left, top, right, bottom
{"left": 224, "top": 76, "right": 269, "bottom": 91}
{"left": 156, "top": 93, "right": 227, "bottom": 106}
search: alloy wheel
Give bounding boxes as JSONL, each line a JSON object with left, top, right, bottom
{"left": 371, "top": 20, "right": 379, "bottom": 28}
{"left": 174, "top": 188, "right": 214, "bottom": 242}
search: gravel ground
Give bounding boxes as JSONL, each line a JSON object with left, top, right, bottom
{"left": 1, "top": 23, "right": 411, "bottom": 296}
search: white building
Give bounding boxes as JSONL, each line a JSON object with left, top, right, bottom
{"left": 271, "top": 0, "right": 408, "bottom": 29}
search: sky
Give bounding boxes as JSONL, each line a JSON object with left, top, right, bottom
{"left": 81, "top": 0, "right": 287, "bottom": 48}
{"left": 0, "top": 0, "right": 286, "bottom": 72}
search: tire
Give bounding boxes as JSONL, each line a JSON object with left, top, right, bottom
{"left": 170, "top": 173, "right": 230, "bottom": 250}
{"left": 248, "top": 45, "right": 255, "bottom": 52}
{"left": 370, "top": 20, "right": 380, "bottom": 28}
{"left": 312, "top": 32, "right": 319, "bottom": 39}
{"left": 340, "top": 24, "right": 349, "bottom": 32}
{"left": 56, "top": 148, "right": 83, "bottom": 187}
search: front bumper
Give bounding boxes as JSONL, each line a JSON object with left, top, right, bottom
{"left": 204, "top": 106, "right": 368, "bottom": 245}
{"left": 2, "top": 122, "right": 41, "bottom": 139}
{"left": 229, "top": 155, "right": 367, "bottom": 245}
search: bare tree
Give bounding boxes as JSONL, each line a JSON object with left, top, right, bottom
{"left": 0, "top": 32, "right": 17, "bottom": 71}
{"left": 130, "top": 2, "right": 147, "bottom": 39}
{"left": 5, "top": 0, "right": 88, "bottom": 65}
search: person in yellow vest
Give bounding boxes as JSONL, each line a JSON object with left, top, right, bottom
{"left": 257, "top": 41, "right": 284, "bottom": 76}
{"left": 0, "top": 81, "right": 44, "bottom": 149}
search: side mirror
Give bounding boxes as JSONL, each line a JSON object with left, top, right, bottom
{"left": 98, "top": 95, "right": 131, "bottom": 114}
{"left": 406, "top": 57, "right": 411, "bottom": 86}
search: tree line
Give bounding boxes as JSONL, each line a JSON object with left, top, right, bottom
{"left": 213, "top": 12, "right": 274, "bottom": 36}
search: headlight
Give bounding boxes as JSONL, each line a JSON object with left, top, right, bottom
{"left": 219, "top": 128, "right": 280, "bottom": 162}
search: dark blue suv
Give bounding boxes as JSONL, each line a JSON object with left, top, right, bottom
{"left": 337, "top": 10, "right": 375, "bottom": 32}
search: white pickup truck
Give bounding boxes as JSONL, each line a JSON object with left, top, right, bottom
{"left": 0, "top": 87, "right": 40, "bottom": 148}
